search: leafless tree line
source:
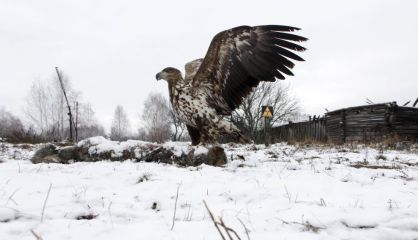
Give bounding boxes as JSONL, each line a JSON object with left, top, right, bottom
{"left": 25, "top": 70, "right": 105, "bottom": 142}
{"left": 110, "top": 105, "right": 131, "bottom": 141}
{"left": 1, "top": 74, "right": 299, "bottom": 144}
{"left": 0, "top": 70, "right": 105, "bottom": 143}
{"left": 0, "top": 107, "right": 36, "bottom": 143}
{"left": 137, "top": 93, "right": 188, "bottom": 143}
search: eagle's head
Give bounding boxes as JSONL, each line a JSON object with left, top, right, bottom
{"left": 156, "top": 67, "right": 182, "bottom": 83}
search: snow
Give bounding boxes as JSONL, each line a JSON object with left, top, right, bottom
{"left": 162, "top": 141, "right": 191, "bottom": 156}
{"left": 77, "top": 136, "right": 153, "bottom": 158}
{"left": 75, "top": 137, "right": 208, "bottom": 159}
{"left": 162, "top": 141, "right": 209, "bottom": 156}
{"left": 1, "top": 141, "right": 418, "bottom": 239}
{"left": 194, "top": 146, "right": 209, "bottom": 155}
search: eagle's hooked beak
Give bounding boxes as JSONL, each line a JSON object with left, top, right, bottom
{"left": 156, "top": 72, "right": 162, "bottom": 81}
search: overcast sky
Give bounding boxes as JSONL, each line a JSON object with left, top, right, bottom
{"left": 1, "top": 0, "right": 417, "bottom": 132}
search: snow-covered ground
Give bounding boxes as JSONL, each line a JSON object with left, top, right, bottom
{"left": 1, "top": 141, "right": 418, "bottom": 240}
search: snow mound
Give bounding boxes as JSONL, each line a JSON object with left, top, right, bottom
{"left": 77, "top": 136, "right": 153, "bottom": 158}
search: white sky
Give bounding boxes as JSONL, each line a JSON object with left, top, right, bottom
{"left": 1, "top": 0, "right": 417, "bottom": 132}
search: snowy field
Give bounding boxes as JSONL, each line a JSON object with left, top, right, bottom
{"left": 1, "top": 141, "right": 418, "bottom": 240}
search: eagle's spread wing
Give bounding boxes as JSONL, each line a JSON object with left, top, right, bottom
{"left": 192, "top": 25, "right": 307, "bottom": 114}
{"left": 184, "top": 58, "right": 203, "bottom": 82}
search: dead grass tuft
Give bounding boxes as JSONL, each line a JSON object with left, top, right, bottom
{"left": 76, "top": 213, "right": 98, "bottom": 220}
{"left": 350, "top": 163, "right": 401, "bottom": 170}
{"left": 137, "top": 173, "right": 152, "bottom": 183}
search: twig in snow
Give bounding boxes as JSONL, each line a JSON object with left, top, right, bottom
{"left": 319, "top": 198, "right": 326, "bottom": 207}
{"left": 171, "top": 183, "right": 181, "bottom": 230}
{"left": 40, "top": 184, "right": 52, "bottom": 222}
{"left": 184, "top": 202, "right": 193, "bottom": 221}
{"left": 203, "top": 200, "right": 226, "bottom": 240}
{"left": 276, "top": 218, "right": 324, "bottom": 233}
{"left": 203, "top": 200, "right": 242, "bottom": 240}
{"left": 30, "top": 229, "right": 43, "bottom": 240}
{"left": 284, "top": 186, "right": 292, "bottom": 203}
{"left": 220, "top": 217, "right": 241, "bottom": 240}
{"left": 237, "top": 218, "right": 250, "bottom": 240}
{"left": 108, "top": 201, "right": 114, "bottom": 227}
{"left": 5, "top": 188, "right": 20, "bottom": 207}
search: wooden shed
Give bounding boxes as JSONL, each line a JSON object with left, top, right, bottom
{"left": 325, "top": 102, "right": 418, "bottom": 143}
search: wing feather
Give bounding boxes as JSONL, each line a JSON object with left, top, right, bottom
{"left": 192, "top": 25, "right": 307, "bottom": 114}
{"left": 184, "top": 58, "right": 203, "bottom": 82}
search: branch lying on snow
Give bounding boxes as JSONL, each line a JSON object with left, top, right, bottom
{"left": 203, "top": 200, "right": 243, "bottom": 240}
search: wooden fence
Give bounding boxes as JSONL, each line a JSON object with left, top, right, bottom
{"left": 270, "top": 117, "right": 327, "bottom": 143}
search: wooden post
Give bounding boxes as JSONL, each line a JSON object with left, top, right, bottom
{"left": 75, "top": 102, "right": 79, "bottom": 142}
{"left": 264, "top": 117, "right": 271, "bottom": 146}
{"left": 55, "top": 67, "right": 74, "bottom": 142}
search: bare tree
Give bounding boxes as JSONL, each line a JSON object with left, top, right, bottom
{"left": 24, "top": 79, "right": 52, "bottom": 138}
{"left": 169, "top": 105, "right": 187, "bottom": 141}
{"left": 140, "top": 93, "right": 171, "bottom": 143}
{"left": 0, "top": 107, "right": 25, "bottom": 141}
{"left": 76, "top": 103, "right": 106, "bottom": 140}
{"left": 136, "top": 127, "right": 148, "bottom": 141}
{"left": 0, "top": 107, "right": 41, "bottom": 143}
{"left": 110, "top": 105, "right": 131, "bottom": 141}
{"left": 24, "top": 71, "right": 80, "bottom": 141}
{"left": 231, "top": 82, "right": 299, "bottom": 140}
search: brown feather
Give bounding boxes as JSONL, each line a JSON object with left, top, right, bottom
{"left": 192, "top": 25, "right": 306, "bottom": 114}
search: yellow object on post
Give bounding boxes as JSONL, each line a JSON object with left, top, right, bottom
{"left": 261, "top": 106, "right": 273, "bottom": 118}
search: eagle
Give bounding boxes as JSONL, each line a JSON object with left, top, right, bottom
{"left": 156, "top": 25, "right": 307, "bottom": 145}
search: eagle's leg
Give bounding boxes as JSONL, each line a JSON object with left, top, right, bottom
{"left": 210, "top": 118, "right": 251, "bottom": 144}
{"left": 198, "top": 130, "right": 216, "bottom": 145}
{"left": 229, "top": 129, "right": 251, "bottom": 144}
{"left": 186, "top": 124, "right": 201, "bottom": 146}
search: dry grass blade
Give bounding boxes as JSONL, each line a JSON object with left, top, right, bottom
{"left": 30, "top": 229, "right": 43, "bottom": 240}
{"left": 40, "top": 184, "right": 52, "bottom": 222}
{"left": 171, "top": 183, "right": 181, "bottom": 231}
{"left": 203, "top": 200, "right": 242, "bottom": 240}
{"left": 203, "top": 200, "right": 226, "bottom": 240}
{"left": 220, "top": 218, "right": 241, "bottom": 240}
{"left": 237, "top": 218, "right": 251, "bottom": 240}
